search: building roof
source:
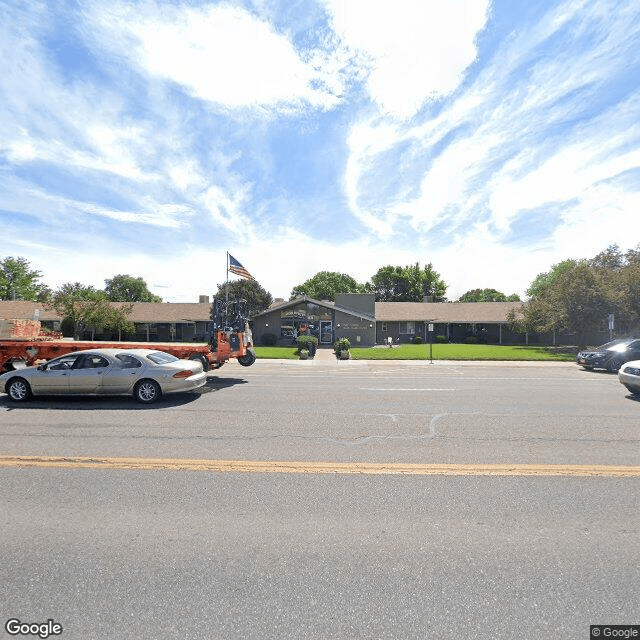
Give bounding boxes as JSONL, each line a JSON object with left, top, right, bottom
{"left": 1, "top": 299, "right": 522, "bottom": 325}
{"left": 0, "top": 300, "right": 212, "bottom": 324}
{"left": 375, "top": 301, "right": 523, "bottom": 323}
{"left": 256, "top": 295, "right": 376, "bottom": 321}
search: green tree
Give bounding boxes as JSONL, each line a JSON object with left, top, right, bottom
{"left": 525, "top": 259, "right": 582, "bottom": 298}
{"left": 420, "top": 263, "right": 448, "bottom": 301}
{"left": 457, "top": 288, "right": 521, "bottom": 302}
{"left": 291, "top": 271, "right": 365, "bottom": 301}
{"left": 213, "top": 279, "right": 273, "bottom": 319}
{"left": 366, "top": 262, "right": 447, "bottom": 302}
{"left": 104, "top": 274, "right": 162, "bottom": 302}
{"left": 47, "top": 283, "right": 134, "bottom": 339}
{"left": 0, "top": 256, "right": 48, "bottom": 301}
{"left": 520, "top": 261, "right": 616, "bottom": 347}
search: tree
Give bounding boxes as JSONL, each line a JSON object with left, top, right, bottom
{"left": 457, "top": 288, "right": 521, "bottom": 302}
{"left": 525, "top": 259, "right": 582, "bottom": 298}
{"left": 104, "top": 274, "right": 162, "bottom": 302}
{"left": 291, "top": 271, "right": 365, "bottom": 301}
{"left": 213, "top": 279, "right": 273, "bottom": 319}
{"left": 366, "top": 262, "right": 447, "bottom": 302}
{"left": 0, "top": 256, "right": 49, "bottom": 301}
{"left": 520, "top": 261, "right": 616, "bottom": 347}
{"left": 420, "top": 263, "right": 448, "bottom": 302}
{"left": 47, "top": 283, "right": 134, "bottom": 339}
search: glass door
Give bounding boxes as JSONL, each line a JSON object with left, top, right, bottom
{"left": 320, "top": 321, "right": 333, "bottom": 344}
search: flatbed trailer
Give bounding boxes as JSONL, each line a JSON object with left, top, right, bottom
{"left": 0, "top": 328, "right": 256, "bottom": 373}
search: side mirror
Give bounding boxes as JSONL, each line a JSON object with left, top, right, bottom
{"left": 37, "top": 364, "right": 46, "bottom": 371}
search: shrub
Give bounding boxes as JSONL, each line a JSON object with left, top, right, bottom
{"left": 261, "top": 332, "right": 278, "bottom": 346}
{"left": 435, "top": 335, "right": 448, "bottom": 343}
{"left": 464, "top": 335, "right": 479, "bottom": 344}
{"left": 297, "top": 335, "right": 318, "bottom": 348}
{"left": 412, "top": 336, "right": 423, "bottom": 344}
{"left": 333, "top": 337, "right": 350, "bottom": 353}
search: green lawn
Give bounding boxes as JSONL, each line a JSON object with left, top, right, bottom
{"left": 350, "top": 344, "right": 576, "bottom": 361}
{"left": 253, "top": 344, "right": 576, "bottom": 361}
{"left": 253, "top": 346, "right": 299, "bottom": 359}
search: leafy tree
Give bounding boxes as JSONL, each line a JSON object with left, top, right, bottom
{"left": 520, "top": 258, "right": 618, "bottom": 347}
{"left": 589, "top": 244, "right": 625, "bottom": 271}
{"left": 457, "top": 288, "right": 521, "bottom": 302}
{"left": 525, "top": 259, "right": 582, "bottom": 298}
{"left": 213, "top": 279, "right": 273, "bottom": 319}
{"left": 47, "top": 283, "right": 134, "bottom": 339}
{"left": 104, "top": 274, "right": 162, "bottom": 302}
{"left": 291, "top": 271, "right": 365, "bottom": 301}
{"left": 366, "top": 262, "right": 447, "bottom": 302}
{"left": 0, "top": 256, "right": 49, "bottom": 301}
{"left": 420, "top": 263, "right": 448, "bottom": 301}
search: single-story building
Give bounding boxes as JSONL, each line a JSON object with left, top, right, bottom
{"left": 251, "top": 294, "right": 530, "bottom": 347}
{"left": 251, "top": 294, "right": 378, "bottom": 347}
{"left": 0, "top": 300, "right": 213, "bottom": 342}
{"left": 0, "top": 295, "right": 599, "bottom": 347}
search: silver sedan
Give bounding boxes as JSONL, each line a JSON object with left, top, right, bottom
{"left": 0, "top": 349, "right": 207, "bottom": 404}
{"left": 618, "top": 360, "right": 640, "bottom": 397}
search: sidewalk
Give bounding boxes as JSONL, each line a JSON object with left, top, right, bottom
{"left": 240, "top": 352, "right": 577, "bottom": 368}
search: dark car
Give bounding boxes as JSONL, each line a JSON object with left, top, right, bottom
{"left": 576, "top": 338, "right": 640, "bottom": 372}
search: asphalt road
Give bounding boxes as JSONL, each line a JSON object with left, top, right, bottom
{"left": 1, "top": 360, "right": 638, "bottom": 639}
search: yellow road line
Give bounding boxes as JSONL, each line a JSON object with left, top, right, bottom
{"left": 0, "top": 455, "right": 639, "bottom": 477}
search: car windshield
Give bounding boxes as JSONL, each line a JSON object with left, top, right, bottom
{"left": 146, "top": 351, "right": 179, "bottom": 364}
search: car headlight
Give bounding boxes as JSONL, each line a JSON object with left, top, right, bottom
{"left": 622, "top": 366, "right": 640, "bottom": 376}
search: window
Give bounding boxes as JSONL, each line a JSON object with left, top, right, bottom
{"left": 146, "top": 351, "right": 179, "bottom": 364}
{"left": 77, "top": 355, "right": 109, "bottom": 369}
{"left": 381, "top": 322, "right": 388, "bottom": 332}
{"left": 116, "top": 354, "right": 142, "bottom": 369}
{"left": 47, "top": 355, "right": 78, "bottom": 370}
{"left": 399, "top": 321, "right": 415, "bottom": 335}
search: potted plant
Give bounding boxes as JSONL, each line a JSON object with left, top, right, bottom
{"left": 297, "top": 335, "right": 318, "bottom": 358}
{"left": 299, "top": 348, "right": 309, "bottom": 360}
{"left": 333, "top": 337, "right": 351, "bottom": 360}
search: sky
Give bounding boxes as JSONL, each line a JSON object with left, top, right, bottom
{"left": 2, "top": 0, "right": 640, "bottom": 302}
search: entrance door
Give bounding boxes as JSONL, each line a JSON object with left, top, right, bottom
{"left": 320, "top": 321, "right": 333, "bottom": 344}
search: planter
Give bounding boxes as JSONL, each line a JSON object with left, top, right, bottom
{"left": 299, "top": 349, "right": 310, "bottom": 360}
{"left": 337, "top": 350, "right": 351, "bottom": 360}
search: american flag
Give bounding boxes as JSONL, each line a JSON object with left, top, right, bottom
{"left": 228, "top": 254, "right": 255, "bottom": 281}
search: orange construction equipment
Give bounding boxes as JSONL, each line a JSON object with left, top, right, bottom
{"left": 0, "top": 298, "right": 256, "bottom": 373}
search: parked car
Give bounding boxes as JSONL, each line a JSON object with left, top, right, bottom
{"left": 0, "top": 349, "right": 207, "bottom": 404}
{"left": 576, "top": 338, "right": 640, "bottom": 372}
{"left": 618, "top": 361, "right": 640, "bottom": 396}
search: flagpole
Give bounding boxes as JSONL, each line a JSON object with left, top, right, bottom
{"left": 225, "top": 251, "right": 229, "bottom": 306}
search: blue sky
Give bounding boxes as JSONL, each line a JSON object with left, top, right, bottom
{"left": 2, "top": 0, "right": 640, "bottom": 302}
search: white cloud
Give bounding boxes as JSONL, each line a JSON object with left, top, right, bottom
{"left": 87, "top": 2, "right": 346, "bottom": 111}
{"left": 323, "top": 0, "right": 490, "bottom": 119}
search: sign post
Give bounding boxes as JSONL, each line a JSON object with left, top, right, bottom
{"left": 428, "top": 323, "right": 434, "bottom": 364}
{"left": 608, "top": 314, "right": 615, "bottom": 341}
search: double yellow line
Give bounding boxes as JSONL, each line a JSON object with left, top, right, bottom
{"left": 1, "top": 455, "right": 639, "bottom": 477}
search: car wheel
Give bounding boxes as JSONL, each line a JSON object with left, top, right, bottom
{"left": 6, "top": 377, "right": 32, "bottom": 402}
{"left": 189, "top": 354, "right": 210, "bottom": 372}
{"left": 607, "top": 357, "right": 623, "bottom": 373}
{"left": 237, "top": 349, "right": 256, "bottom": 367}
{"left": 134, "top": 379, "right": 161, "bottom": 404}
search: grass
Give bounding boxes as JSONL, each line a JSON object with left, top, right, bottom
{"left": 252, "top": 344, "right": 577, "bottom": 361}
{"left": 253, "top": 346, "right": 300, "bottom": 359}
{"left": 350, "top": 344, "right": 577, "bottom": 361}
